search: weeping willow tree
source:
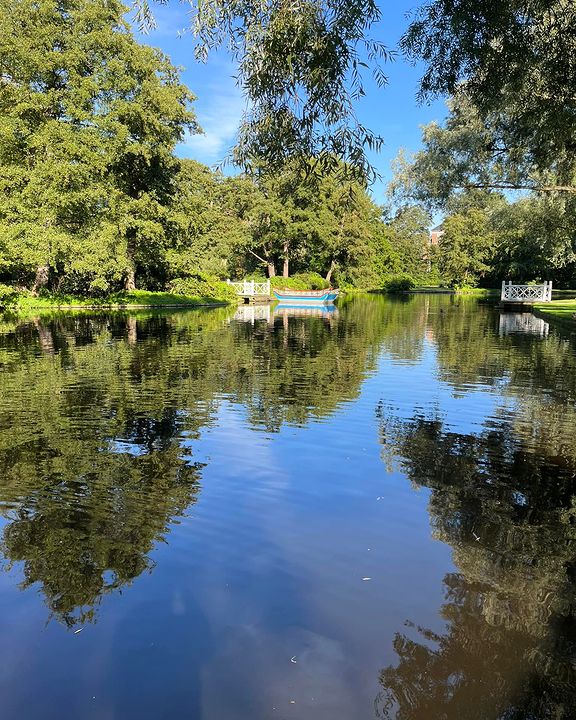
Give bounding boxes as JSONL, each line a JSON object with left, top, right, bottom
{"left": 135, "top": 0, "right": 391, "bottom": 179}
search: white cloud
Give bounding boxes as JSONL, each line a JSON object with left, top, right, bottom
{"left": 180, "top": 86, "right": 245, "bottom": 166}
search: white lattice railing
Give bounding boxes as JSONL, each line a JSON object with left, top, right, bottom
{"left": 227, "top": 279, "right": 271, "bottom": 296}
{"left": 501, "top": 281, "right": 552, "bottom": 302}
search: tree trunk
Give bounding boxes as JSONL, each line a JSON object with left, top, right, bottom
{"left": 282, "top": 239, "right": 289, "bottom": 278}
{"left": 125, "top": 232, "right": 136, "bottom": 290}
{"left": 125, "top": 266, "right": 136, "bottom": 291}
{"left": 325, "top": 260, "right": 336, "bottom": 284}
{"left": 267, "top": 261, "right": 276, "bottom": 278}
{"left": 32, "top": 264, "right": 50, "bottom": 295}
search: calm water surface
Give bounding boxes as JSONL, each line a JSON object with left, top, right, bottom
{"left": 0, "top": 295, "right": 575, "bottom": 719}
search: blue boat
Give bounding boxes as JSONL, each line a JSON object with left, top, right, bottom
{"left": 273, "top": 288, "right": 339, "bottom": 305}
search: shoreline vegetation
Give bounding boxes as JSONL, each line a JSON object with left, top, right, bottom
{"left": 0, "top": 289, "right": 232, "bottom": 312}
{"left": 533, "top": 299, "right": 576, "bottom": 327}
{"left": 2, "top": 287, "right": 576, "bottom": 319}
{"left": 0, "top": 284, "right": 489, "bottom": 311}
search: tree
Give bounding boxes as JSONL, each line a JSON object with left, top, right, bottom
{"left": 389, "top": 93, "right": 574, "bottom": 209}
{"left": 135, "top": 0, "right": 390, "bottom": 179}
{"left": 0, "top": 0, "right": 198, "bottom": 294}
{"left": 437, "top": 209, "right": 494, "bottom": 287}
{"left": 166, "top": 160, "right": 251, "bottom": 281}
{"left": 384, "top": 206, "right": 432, "bottom": 282}
{"left": 402, "top": 0, "right": 576, "bottom": 193}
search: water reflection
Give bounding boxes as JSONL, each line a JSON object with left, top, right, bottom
{"left": 233, "top": 304, "right": 272, "bottom": 324}
{"left": 498, "top": 311, "right": 549, "bottom": 337}
{"left": 376, "top": 405, "right": 576, "bottom": 717}
{"left": 0, "top": 296, "right": 575, "bottom": 719}
{"left": 0, "top": 300, "right": 390, "bottom": 628}
{"left": 274, "top": 304, "right": 339, "bottom": 319}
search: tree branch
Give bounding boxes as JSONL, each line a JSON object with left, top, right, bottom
{"left": 247, "top": 248, "right": 268, "bottom": 265}
{"left": 461, "top": 182, "right": 576, "bottom": 194}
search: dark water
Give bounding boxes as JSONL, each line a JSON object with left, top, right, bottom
{"left": 0, "top": 295, "right": 575, "bottom": 720}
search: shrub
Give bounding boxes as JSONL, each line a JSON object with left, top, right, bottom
{"left": 384, "top": 274, "right": 416, "bottom": 293}
{"left": 0, "top": 283, "right": 18, "bottom": 309}
{"left": 271, "top": 272, "right": 329, "bottom": 290}
{"left": 293, "top": 272, "right": 329, "bottom": 289}
{"left": 270, "top": 276, "right": 308, "bottom": 290}
{"left": 168, "top": 274, "right": 238, "bottom": 303}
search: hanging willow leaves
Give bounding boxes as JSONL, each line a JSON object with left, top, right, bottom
{"left": 134, "top": 0, "right": 392, "bottom": 180}
{"left": 401, "top": 0, "right": 576, "bottom": 188}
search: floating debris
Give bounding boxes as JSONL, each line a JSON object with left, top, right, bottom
{"left": 74, "top": 628, "right": 84, "bottom": 635}
{"left": 290, "top": 656, "right": 297, "bottom": 663}
{"left": 362, "top": 577, "right": 372, "bottom": 581}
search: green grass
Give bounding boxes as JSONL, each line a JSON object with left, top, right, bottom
{"left": 8, "top": 289, "right": 234, "bottom": 311}
{"left": 533, "top": 299, "right": 576, "bottom": 325}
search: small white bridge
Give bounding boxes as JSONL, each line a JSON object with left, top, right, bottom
{"left": 501, "top": 280, "right": 552, "bottom": 303}
{"left": 227, "top": 279, "right": 271, "bottom": 299}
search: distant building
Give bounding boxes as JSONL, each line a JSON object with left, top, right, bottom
{"left": 430, "top": 223, "right": 444, "bottom": 246}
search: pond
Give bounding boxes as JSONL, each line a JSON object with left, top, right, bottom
{"left": 0, "top": 295, "right": 575, "bottom": 719}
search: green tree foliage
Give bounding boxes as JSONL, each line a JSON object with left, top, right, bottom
{"left": 391, "top": 94, "right": 576, "bottom": 286}
{"left": 0, "top": 0, "right": 445, "bottom": 297}
{"left": 391, "top": 93, "right": 575, "bottom": 206}
{"left": 383, "top": 206, "right": 432, "bottom": 283}
{"left": 136, "top": 0, "right": 390, "bottom": 179}
{"left": 438, "top": 209, "right": 494, "bottom": 288}
{"left": 227, "top": 163, "right": 396, "bottom": 286}
{"left": 0, "top": 0, "right": 198, "bottom": 294}
{"left": 402, "top": 0, "right": 576, "bottom": 193}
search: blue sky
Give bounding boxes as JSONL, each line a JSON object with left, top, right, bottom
{"left": 135, "top": 1, "right": 447, "bottom": 204}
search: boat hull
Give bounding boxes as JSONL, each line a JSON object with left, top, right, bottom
{"left": 273, "top": 289, "right": 339, "bottom": 305}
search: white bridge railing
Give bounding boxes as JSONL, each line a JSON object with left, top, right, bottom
{"left": 227, "top": 279, "right": 271, "bottom": 296}
{"left": 501, "top": 280, "right": 552, "bottom": 302}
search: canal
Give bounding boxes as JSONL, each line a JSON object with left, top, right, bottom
{"left": 0, "top": 294, "right": 574, "bottom": 719}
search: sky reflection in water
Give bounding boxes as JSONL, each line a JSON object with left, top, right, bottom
{"left": 0, "top": 295, "right": 575, "bottom": 719}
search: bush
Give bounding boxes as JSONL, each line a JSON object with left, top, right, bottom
{"left": 0, "top": 283, "right": 18, "bottom": 309}
{"left": 293, "top": 272, "right": 330, "bottom": 289}
{"left": 168, "top": 274, "right": 238, "bottom": 303}
{"left": 271, "top": 272, "right": 329, "bottom": 290}
{"left": 384, "top": 274, "right": 416, "bottom": 293}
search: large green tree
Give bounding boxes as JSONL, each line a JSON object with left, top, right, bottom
{"left": 0, "top": 0, "right": 198, "bottom": 294}
{"left": 402, "top": 0, "right": 576, "bottom": 194}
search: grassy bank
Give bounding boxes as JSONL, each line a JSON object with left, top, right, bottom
{"left": 2, "top": 289, "right": 235, "bottom": 312}
{"left": 533, "top": 299, "right": 576, "bottom": 326}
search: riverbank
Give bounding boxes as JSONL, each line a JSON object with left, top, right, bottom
{"left": 0, "top": 289, "right": 234, "bottom": 312}
{"left": 533, "top": 299, "right": 576, "bottom": 327}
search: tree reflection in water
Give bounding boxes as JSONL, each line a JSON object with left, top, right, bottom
{"left": 0, "top": 297, "right": 406, "bottom": 627}
{"left": 375, "top": 408, "right": 576, "bottom": 720}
